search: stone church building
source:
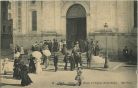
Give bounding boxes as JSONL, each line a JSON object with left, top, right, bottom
{"left": 8, "top": 0, "right": 137, "bottom": 59}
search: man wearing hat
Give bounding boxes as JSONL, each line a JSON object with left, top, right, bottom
{"left": 53, "top": 39, "right": 59, "bottom": 52}
{"left": 63, "top": 53, "right": 69, "bottom": 70}
{"left": 69, "top": 53, "right": 75, "bottom": 71}
{"left": 53, "top": 53, "right": 58, "bottom": 72}
{"left": 72, "top": 42, "right": 81, "bottom": 68}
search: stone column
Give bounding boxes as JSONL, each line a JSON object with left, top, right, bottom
{"left": 0, "top": 2, "right": 1, "bottom": 50}
{"left": 54, "top": 1, "right": 61, "bottom": 36}
{"left": 90, "top": 1, "right": 97, "bottom": 33}
{"left": 22, "top": 1, "right": 27, "bottom": 34}
{"left": 60, "top": 16, "right": 66, "bottom": 39}
{"left": 86, "top": 14, "right": 91, "bottom": 38}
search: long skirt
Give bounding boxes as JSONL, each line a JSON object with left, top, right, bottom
{"left": 13, "top": 67, "right": 21, "bottom": 79}
{"left": 35, "top": 61, "right": 42, "bottom": 74}
{"left": 29, "top": 61, "right": 36, "bottom": 73}
{"left": 44, "top": 56, "right": 50, "bottom": 68}
{"left": 21, "top": 71, "right": 32, "bottom": 86}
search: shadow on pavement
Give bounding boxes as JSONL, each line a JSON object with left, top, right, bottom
{"left": 2, "top": 75, "right": 14, "bottom": 79}
{"left": 123, "top": 65, "right": 137, "bottom": 67}
{"left": 0, "top": 83, "right": 21, "bottom": 87}
{"left": 90, "top": 67, "right": 108, "bottom": 71}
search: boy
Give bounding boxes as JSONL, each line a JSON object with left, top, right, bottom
{"left": 75, "top": 67, "right": 84, "bottom": 86}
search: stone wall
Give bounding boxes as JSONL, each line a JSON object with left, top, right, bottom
{"left": 88, "top": 33, "right": 137, "bottom": 60}
{"left": 13, "top": 33, "right": 64, "bottom": 49}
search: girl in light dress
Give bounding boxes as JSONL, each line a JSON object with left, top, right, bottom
{"left": 2, "top": 58, "right": 9, "bottom": 75}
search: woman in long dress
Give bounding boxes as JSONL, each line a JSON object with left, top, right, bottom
{"left": 20, "top": 62, "right": 32, "bottom": 86}
{"left": 42, "top": 46, "right": 51, "bottom": 69}
{"left": 28, "top": 57, "right": 36, "bottom": 73}
{"left": 13, "top": 58, "right": 21, "bottom": 79}
{"left": 32, "top": 51, "right": 42, "bottom": 74}
{"left": 35, "top": 58, "right": 42, "bottom": 74}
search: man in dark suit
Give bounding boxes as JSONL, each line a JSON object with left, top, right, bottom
{"left": 69, "top": 54, "right": 75, "bottom": 71}
{"left": 72, "top": 42, "right": 81, "bottom": 68}
{"left": 123, "top": 46, "right": 129, "bottom": 61}
{"left": 48, "top": 40, "right": 52, "bottom": 52}
{"left": 53, "top": 39, "right": 59, "bottom": 52}
{"left": 63, "top": 53, "right": 69, "bottom": 70}
{"left": 94, "top": 41, "right": 100, "bottom": 56}
{"left": 53, "top": 53, "right": 58, "bottom": 72}
{"left": 86, "top": 42, "right": 92, "bottom": 68}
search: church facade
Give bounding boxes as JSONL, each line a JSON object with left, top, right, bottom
{"left": 10, "top": 0, "right": 137, "bottom": 59}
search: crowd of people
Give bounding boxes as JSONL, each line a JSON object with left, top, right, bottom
{"left": 10, "top": 38, "right": 101, "bottom": 86}
{"left": 2, "top": 38, "right": 135, "bottom": 86}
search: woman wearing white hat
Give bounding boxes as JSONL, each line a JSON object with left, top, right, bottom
{"left": 32, "top": 51, "right": 42, "bottom": 74}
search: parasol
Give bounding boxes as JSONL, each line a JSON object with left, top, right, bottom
{"left": 42, "top": 50, "right": 51, "bottom": 56}
{"left": 32, "top": 51, "right": 42, "bottom": 59}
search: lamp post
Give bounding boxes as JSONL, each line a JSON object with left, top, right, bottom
{"left": 104, "top": 23, "right": 109, "bottom": 68}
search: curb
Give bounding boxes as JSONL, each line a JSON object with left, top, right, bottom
{"left": 110, "top": 63, "right": 125, "bottom": 71}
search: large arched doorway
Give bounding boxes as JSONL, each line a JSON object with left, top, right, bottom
{"left": 66, "top": 4, "right": 86, "bottom": 49}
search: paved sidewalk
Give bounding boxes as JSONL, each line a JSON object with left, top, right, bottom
{"left": 0, "top": 65, "right": 137, "bottom": 88}
{"left": 0, "top": 58, "right": 126, "bottom": 75}
{"left": 0, "top": 54, "right": 136, "bottom": 88}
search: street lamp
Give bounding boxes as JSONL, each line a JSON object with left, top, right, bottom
{"left": 104, "top": 23, "right": 109, "bottom": 68}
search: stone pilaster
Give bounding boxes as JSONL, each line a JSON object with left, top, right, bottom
{"left": 0, "top": 2, "right": 1, "bottom": 50}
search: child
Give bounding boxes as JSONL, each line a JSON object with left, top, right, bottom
{"left": 75, "top": 67, "right": 84, "bottom": 86}
{"left": 2, "top": 58, "right": 9, "bottom": 75}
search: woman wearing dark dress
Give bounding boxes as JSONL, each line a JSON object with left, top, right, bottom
{"left": 13, "top": 59, "right": 21, "bottom": 79}
{"left": 20, "top": 62, "right": 33, "bottom": 86}
{"left": 29, "top": 57, "right": 36, "bottom": 73}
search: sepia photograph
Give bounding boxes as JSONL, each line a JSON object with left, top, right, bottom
{"left": 0, "top": 0, "right": 137, "bottom": 88}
